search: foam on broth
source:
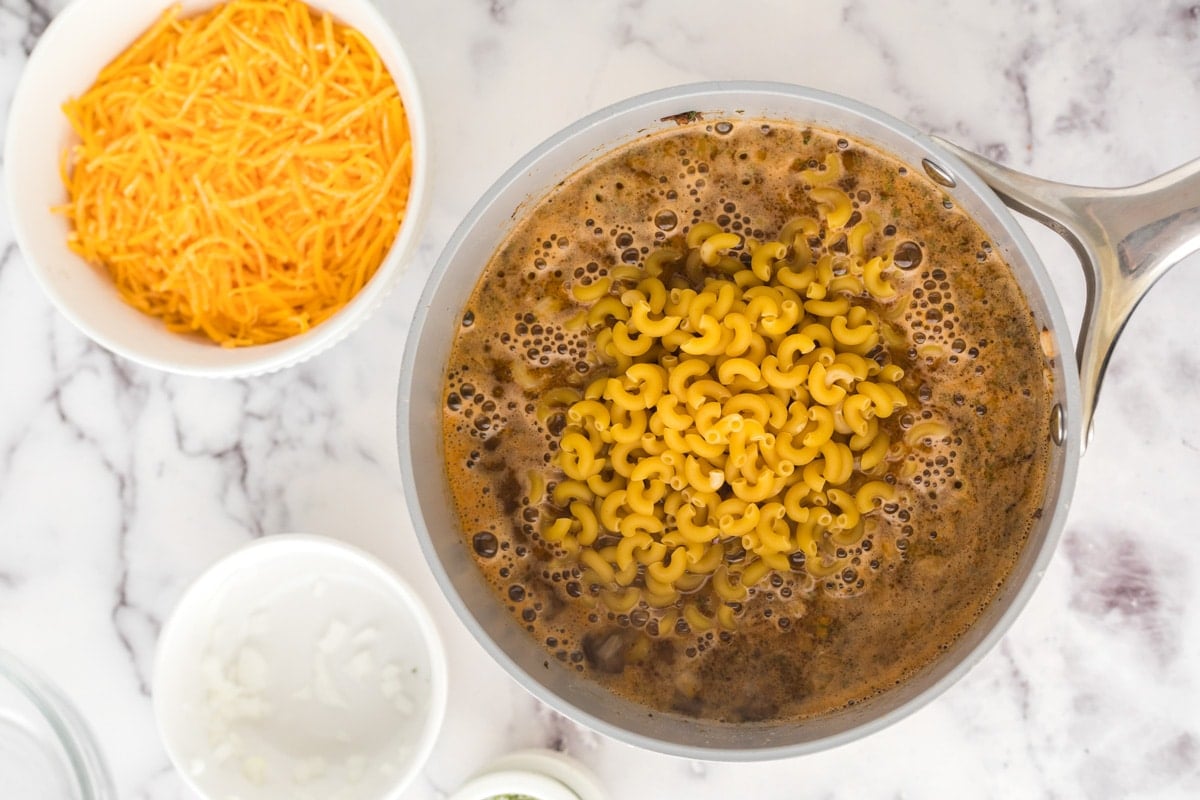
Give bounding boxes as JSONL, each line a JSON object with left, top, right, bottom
{"left": 440, "top": 119, "right": 1052, "bottom": 722}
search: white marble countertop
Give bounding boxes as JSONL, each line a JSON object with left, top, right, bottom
{"left": 2, "top": 0, "right": 1199, "bottom": 797}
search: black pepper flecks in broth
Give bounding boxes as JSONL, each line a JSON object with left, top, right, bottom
{"left": 441, "top": 119, "right": 1052, "bottom": 722}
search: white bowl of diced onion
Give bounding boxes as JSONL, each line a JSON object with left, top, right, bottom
{"left": 4, "top": 0, "right": 428, "bottom": 377}
{"left": 152, "top": 535, "right": 447, "bottom": 800}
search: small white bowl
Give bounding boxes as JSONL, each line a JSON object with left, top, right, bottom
{"left": 4, "top": 0, "right": 428, "bottom": 377}
{"left": 153, "top": 535, "right": 447, "bottom": 800}
{"left": 448, "top": 749, "right": 608, "bottom": 800}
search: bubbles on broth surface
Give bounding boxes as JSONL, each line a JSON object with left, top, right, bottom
{"left": 439, "top": 118, "right": 1053, "bottom": 723}
{"left": 654, "top": 209, "right": 678, "bottom": 231}
{"left": 893, "top": 240, "right": 923, "bottom": 269}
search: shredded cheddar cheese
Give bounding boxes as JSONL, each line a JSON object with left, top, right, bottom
{"left": 58, "top": 0, "right": 413, "bottom": 346}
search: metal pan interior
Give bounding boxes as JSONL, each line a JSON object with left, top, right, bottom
{"left": 398, "top": 82, "right": 1081, "bottom": 759}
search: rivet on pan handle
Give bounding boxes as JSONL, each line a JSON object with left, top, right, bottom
{"left": 931, "top": 139, "right": 1200, "bottom": 450}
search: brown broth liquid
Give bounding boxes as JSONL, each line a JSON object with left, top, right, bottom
{"left": 441, "top": 119, "right": 1052, "bottom": 722}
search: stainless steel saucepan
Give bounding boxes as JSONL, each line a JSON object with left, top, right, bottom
{"left": 397, "top": 82, "right": 1200, "bottom": 760}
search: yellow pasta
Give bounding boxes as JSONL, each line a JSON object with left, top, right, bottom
{"left": 779, "top": 215, "right": 819, "bottom": 248}
{"left": 802, "top": 405, "right": 836, "bottom": 448}
{"left": 854, "top": 480, "right": 895, "bottom": 513}
{"left": 751, "top": 241, "right": 788, "bottom": 281}
{"left": 644, "top": 248, "right": 683, "bottom": 275}
{"left": 568, "top": 399, "right": 611, "bottom": 432}
{"left": 842, "top": 393, "right": 875, "bottom": 437}
{"left": 634, "top": 278, "right": 669, "bottom": 311}
{"left": 647, "top": 547, "right": 689, "bottom": 583}
{"left": 618, "top": 510, "right": 664, "bottom": 538}
{"left": 552, "top": 480, "right": 593, "bottom": 507}
{"left": 559, "top": 433, "right": 600, "bottom": 480}
{"left": 699, "top": 232, "right": 742, "bottom": 266}
{"left": 719, "top": 502, "right": 760, "bottom": 537}
{"left": 610, "top": 322, "right": 655, "bottom": 358}
{"left": 602, "top": 587, "right": 641, "bottom": 613}
{"left": 825, "top": 488, "right": 860, "bottom": 530}
{"left": 586, "top": 470, "right": 622, "bottom": 497}
{"left": 830, "top": 315, "right": 875, "bottom": 347}
{"left": 685, "top": 380, "right": 732, "bottom": 413}
{"left": 731, "top": 472, "right": 778, "bottom": 503}
{"left": 666, "top": 358, "right": 709, "bottom": 397}
{"left": 800, "top": 322, "right": 836, "bottom": 350}
{"left": 810, "top": 186, "right": 854, "bottom": 228}
{"left": 846, "top": 219, "right": 874, "bottom": 258}
{"left": 676, "top": 504, "right": 720, "bottom": 545}
{"left": 863, "top": 255, "right": 896, "bottom": 298}
{"left": 608, "top": 406, "right": 647, "bottom": 443}
{"left": 905, "top": 420, "right": 953, "bottom": 445}
{"left": 686, "top": 221, "right": 723, "bottom": 248}
{"left": 680, "top": 315, "right": 726, "bottom": 356}
{"left": 820, "top": 441, "right": 854, "bottom": 485}
{"left": 858, "top": 381, "right": 905, "bottom": 417}
{"left": 689, "top": 540, "right": 726, "bottom": 572}
{"left": 630, "top": 301, "right": 682, "bottom": 337}
{"left": 717, "top": 357, "right": 762, "bottom": 385}
{"left": 684, "top": 454, "right": 725, "bottom": 493}
{"left": 539, "top": 214, "right": 935, "bottom": 631}
{"left": 800, "top": 153, "right": 844, "bottom": 187}
{"left": 615, "top": 532, "right": 652, "bottom": 570}
{"left": 739, "top": 557, "right": 773, "bottom": 587}
{"left": 586, "top": 295, "right": 631, "bottom": 326}
{"left": 572, "top": 276, "right": 613, "bottom": 302}
{"left": 625, "top": 480, "right": 666, "bottom": 517}
{"left": 848, "top": 416, "right": 881, "bottom": 451}
{"left": 683, "top": 604, "right": 717, "bottom": 632}
{"left": 684, "top": 431, "right": 726, "bottom": 461}
{"left": 571, "top": 501, "right": 600, "bottom": 545}
{"left": 580, "top": 548, "right": 616, "bottom": 583}
{"left": 807, "top": 362, "right": 848, "bottom": 406}
{"left": 761, "top": 355, "right": 809, "bottom": 390}
{"left": 805, "top": 296, "right": 852, "bottom": 318}
{"left": 630, "top": 457, "right": 674, "bottom": 483}
{"left": 608, "top": 441, "right": 642, "bottom": 478}
{"left": 760, "top": 300, "right": 802, "bottom": 337}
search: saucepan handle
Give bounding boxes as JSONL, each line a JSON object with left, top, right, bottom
{"left": 931, "top": 139, "right": 1200, "bottom": 448}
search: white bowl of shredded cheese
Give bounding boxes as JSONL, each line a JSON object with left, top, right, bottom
{"left": 153, "top": 535, "right": 447, "bottom": 800}
{"left": 4, "top": 0, "right": 428, "bottom": 376}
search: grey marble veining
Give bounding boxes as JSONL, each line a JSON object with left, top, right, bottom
{"left": 0, "top": 0, "right": 1198, "bottom": 798}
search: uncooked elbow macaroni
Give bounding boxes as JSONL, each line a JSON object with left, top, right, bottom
{"left": 540, "top": 182, "right": 937, "bottom": 630}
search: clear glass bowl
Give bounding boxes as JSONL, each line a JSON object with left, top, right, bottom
{"left": 0, "top": 649, "right": 115, "bottom": 799}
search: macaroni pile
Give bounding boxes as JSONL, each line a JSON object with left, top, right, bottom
{"left": 59, "top": 0, "right": 413, "bottom": 346}
{"left": 543, "top": 168, "right": 932, "bottom": 630}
